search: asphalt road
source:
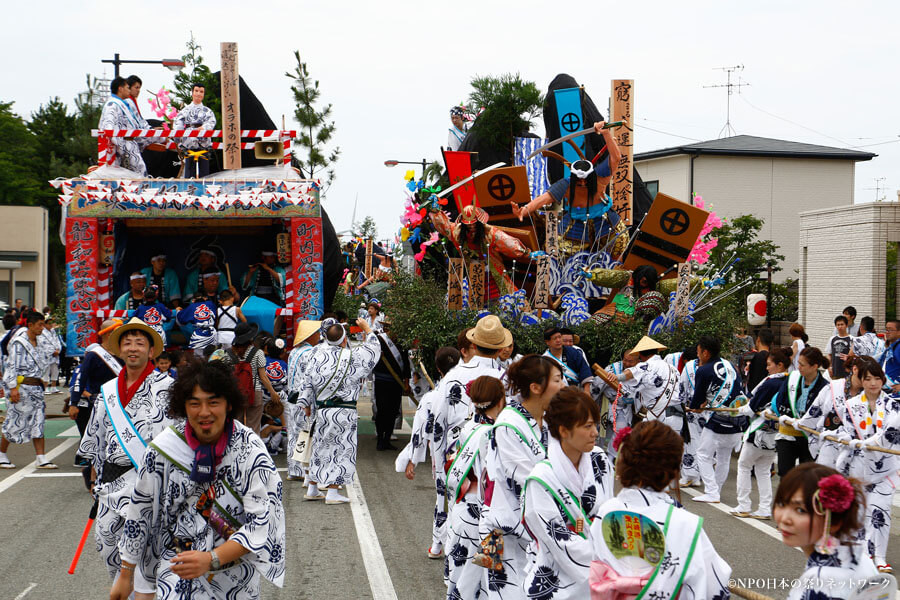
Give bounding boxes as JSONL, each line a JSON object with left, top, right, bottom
{"left": 1, "top": 392, "right": 898, "bottom": 600}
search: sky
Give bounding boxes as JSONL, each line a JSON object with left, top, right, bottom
{"left": 3, "top": 0, "right": 898, "bottom": 242}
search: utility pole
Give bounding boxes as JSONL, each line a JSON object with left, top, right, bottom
{"left": 703, "top": 65, "right": 749, "bottom": 138}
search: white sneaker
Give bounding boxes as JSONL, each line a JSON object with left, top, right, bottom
{"left": 325, "top": 490, "right": 350, "bottom": 505}
{"left": 691, "top": 493, "right": 720, "bottom": 503}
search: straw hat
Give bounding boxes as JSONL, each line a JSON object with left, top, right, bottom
{"left": 293, "top": 320, "right": 322, "bottom": 346}
{"left": 109, "top": 317, "right": 165, "bottom": 359}
{"left": 458, "top": 204, "right": 489, "bottom": 225}
{"left": 466, "top": 315, "right": 513, "bottom": 350}
{"left": 628, "top": 336, "right": 667, "bottom": 356}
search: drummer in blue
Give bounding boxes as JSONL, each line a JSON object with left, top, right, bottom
{"left": 241, "top": 248, "right": 287, "bottom": 307}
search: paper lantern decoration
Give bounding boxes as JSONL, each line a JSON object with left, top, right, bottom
{"left": 747, "top": 293, "right": 767, "bottom": 326}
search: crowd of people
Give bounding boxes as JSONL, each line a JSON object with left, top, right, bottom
{"left": 394, "top": 310, "right": 900, "bottom": 599}
{"left": 1, "top": 298, "right": 899, "bottom": 598}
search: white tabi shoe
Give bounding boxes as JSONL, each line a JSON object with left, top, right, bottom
{"left": 427, "top": 544, "right": 444, "bottom": 559}
{"left": 36, "top": 461, "right": 58, "bottom": 470}
{"left": 0, "top": 461, "right": 15, "bottom": 469}
{"left": 748, "top": 511, "right": 771, "bottom": 520}
{"left": 678, "top": 478, "right": 699, "bottom": 488}
{"left": 325, "top": 490, "right": 350, "bottom": 505}
{"left": 691, "top": 493, "right": 720, "bottom": 503}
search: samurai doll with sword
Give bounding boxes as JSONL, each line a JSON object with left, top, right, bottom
{"left": 511, "top": 121, "right": 626, "bottom": 252}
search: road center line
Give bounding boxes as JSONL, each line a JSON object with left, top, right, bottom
{"left": 0, "top": 438, "right": 77, "bottom": 495}
{"left": 347, "top": 475, "right": 399, "bottom": 600}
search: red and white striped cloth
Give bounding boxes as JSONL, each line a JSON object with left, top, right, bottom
{"left": 94, "top": 308, "right": 295, "bottom": 318}
{"left": 92, "top": 129, "right": 296, "bottom": 139}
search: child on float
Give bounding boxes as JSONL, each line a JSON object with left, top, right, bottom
{"left": 520, "top": 387, "right": 614, "bottom": 600}
{"left": 396, "top": 346, "right": 462, "bottom": 560}
{"left": 770, "top": 346, "right": 830, "bottom": 476}
{"left": 444, "top": 375, "right": 505, "bottom": 600}
{"left": 773, "top": 462, "right": 879, "bottom": 597}
{"left": 797, "top": 355, "right": 868, "bottom": 469}
{"left": 589, "top": 420, "right": 731, "bottom": 599}
{"left": 828, "top": 360, "right": 900, "bottom": 573}
{"left": 479, "top": 355, "right": 564, "bottom": 600}
{"left": 733, "top": 346, "right": 793, "bottom": 519}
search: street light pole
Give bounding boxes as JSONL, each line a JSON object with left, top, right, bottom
{"left": 101, "top": 54, "right": 185, "bottom": 78}
{"left": 384, "top": 159, "right": 430, "bottom": 179}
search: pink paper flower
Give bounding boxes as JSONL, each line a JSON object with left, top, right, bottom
{"left": 818, "top": 474, "right": 855, "bottom": 513}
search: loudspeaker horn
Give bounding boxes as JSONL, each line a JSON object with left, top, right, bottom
{"left": 254, "top": 141, "right": 282, "bottom": 161}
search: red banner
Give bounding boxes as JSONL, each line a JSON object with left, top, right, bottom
{"left": 290, "top": 217, "right": 324, "bottom": 320}
{"left": 443, "top": 150, "right": 476, "bottom": 212}
{"left": 65, "top": 218, "right": 99, "bottom": 356}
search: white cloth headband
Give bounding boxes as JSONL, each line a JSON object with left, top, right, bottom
{"left": 201, "top": 272, "right": 219, "bottom": 279}
{"left": 130, "top": 274, "right": 146, "bottom": 281}
{"left": 151, "top": 254, "right": 166, "bottom": 261}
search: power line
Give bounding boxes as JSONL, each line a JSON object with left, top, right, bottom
{"left": 634, "top": 123, "right": 702, "bottom": 142}
{"left": 737, "top": 94, "right": 854, "bottom": 147}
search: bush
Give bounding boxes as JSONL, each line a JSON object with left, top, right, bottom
{"left": 334, "top": 271, "right": 746, "bottom": 379}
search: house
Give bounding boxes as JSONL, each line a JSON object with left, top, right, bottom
{"left": 634, "top": 135, "right": 876, "bottom": 281}
{"left": 0, "top": 206, "right": 49, "bottom": 311}
{"left": 799, "top": 203, "right": 900, "bottom": 348}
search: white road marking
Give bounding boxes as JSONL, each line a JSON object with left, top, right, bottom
{"left": 14, "top": 583, "right": 36, "bottom": 599}
{"left": 0, "top": 438, "right": 77, "bottom": 495}
{"left": 680, "top": 486, "right": 798, "bottom": 550}
{"left": 24, "top": 472, "right": 82, "bottom": 477}
{"left": 348, "top": 476, "right": 399, "bottom": 600}
{"left": 58, "top": 425, "right": 80, "bottom": 437}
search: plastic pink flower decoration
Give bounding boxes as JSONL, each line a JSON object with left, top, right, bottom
{"left": 414, "top": 232, "right": 440, "bottom": 262}
{"left": 688, "top": 193, "right": 723, "bottom": 264}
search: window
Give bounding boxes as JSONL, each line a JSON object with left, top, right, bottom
{"left": 0, "top": 281, "right": 35, "bottom": 310}
{"left": 645, "top": 180, "right": 659, "bottom": 200}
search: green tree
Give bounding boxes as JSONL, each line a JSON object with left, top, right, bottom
{"left": 354, "top": 216, "right": 378, "bottom": 240}
{"left": 706, "top": 215, "right": 785, "bottom": 285}
{"left": 466, "top": 73, "right": 543, "bottom": 157}
{"left": 0, "top": 102, "right": 42, "bottom": 206}
{"left": 172, "top": 34, "right": 221, "bottom": 126}
{"left": 286, "top": 51, "right": 340, "bottom": 189}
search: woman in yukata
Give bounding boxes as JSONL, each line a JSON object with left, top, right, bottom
{"left": 774, "top": 462, "right": 879, "bottom": 599}
{"left": 589, "top": 420, "right": 732, "bottom": 600}
{"left": 520, "top": 387, "right": 615, "bottom": 599}
{"left": 479, "top": 355, "right": 564, "bottom": 599}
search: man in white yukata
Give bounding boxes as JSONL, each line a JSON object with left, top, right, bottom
{"left": 677, "top": 350, "right": 704, "bottom": 487}
{"left": 284, "top": 319, "right": 321, "bottom": 481}
{"left": 77, "top": 317, "right": 174, "bottom": 589}
{"left": 0, "top": 311, "right": 53, "bottom": 469}
{"left": 98, "top": 77, "right": 158, "bottom": 176}
{"left": 299, "top": 317, "right": 381, "bottom": 504}
{"left": 611, "top": 336, "right": 680, "bottom": 425}
{"left": 38, "top": 316, "right": 63, "bottom": 393}
{"left": 174, "top": 82, "right": 217, "bottom": 178}
{"left": 431, "top": 316, "right": 507, "bottom": 472}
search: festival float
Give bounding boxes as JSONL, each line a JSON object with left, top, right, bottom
{"left": 52, "top": 43, "right": 341, "bottom": 356}
{"left": 359, "top": 74, "right": 746, "bottom": 358}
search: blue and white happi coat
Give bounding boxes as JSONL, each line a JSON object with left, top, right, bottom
{"left": 520, "top": 439, "right": 614, "bottom": 600}
{"left": 285, "top": 341, "right": 318, "bottom": 478}
{"left": 1, "top": 332, "right": 49, "bottom": 444}
{"left": 77, "top": 372, "right": 174, "bottom": 580}
{"left": 432, "top": 355, "right": 504, "bottom": 468}
{"left": 119, "top": 421, "right": 286, "bottom": 599}
{"left": 98, "top": 95, "right": 157, "bottom": 176}
{"left": 173, "top": 103, "right": 217, "bottom": 151}
{"left": 299, "top": 333, "right": 381, "bottom": 486}
{"left": 787, "top": 542, "right": 878, "bottom": 600}
{"left": 480, "top": 398, "right": 550, "bottom": 599}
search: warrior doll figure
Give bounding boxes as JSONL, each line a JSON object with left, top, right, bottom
{"left": 430, "top": 204, "right": 533, "bottom": 299}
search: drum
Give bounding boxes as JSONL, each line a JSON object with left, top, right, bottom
{"left": 241, "top": 295, "right": 281, "bottom": 334}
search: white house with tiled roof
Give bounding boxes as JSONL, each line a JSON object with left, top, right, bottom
{"left": 634, "top": 135, "right": 876, "bottom": 282}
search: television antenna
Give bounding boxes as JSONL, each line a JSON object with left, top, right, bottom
{"left": 864, "top": 177, "right": 887, "bottom": 202}
{"left": 703, "top": 65, "right": 749, "bottom": 138}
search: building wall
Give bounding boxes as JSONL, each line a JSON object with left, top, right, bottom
{"left": 633, "top": 155, "right": 691, "bottom": 203}
{"left": 799, "top": 203, "right": 900, "bottom": 349}
{"left": 0, "top": 206, "right": 49, "bottom": 311}
{"left": 636, "top": 154, "right": 856, "bottom": 282}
